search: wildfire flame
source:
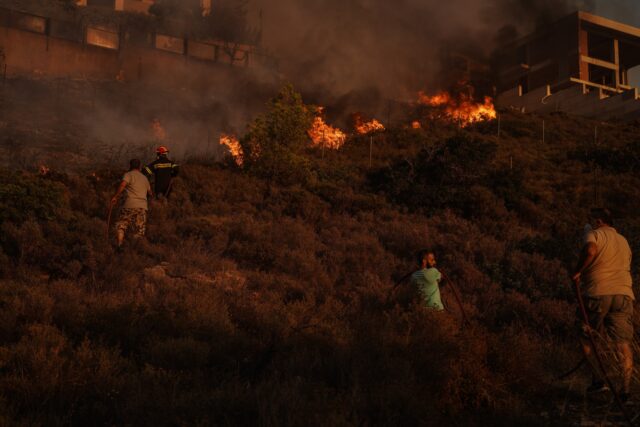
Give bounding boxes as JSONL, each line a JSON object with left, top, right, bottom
{"left": 151, "top": 118, "right": 166, "bottom": 141}
{"left": 411, "top": 121, "right": 422, "bottom": 129}
{"left": 219, "top": 134, "right": 243, "bottom": 166}
{"left": 354, "top": 114, "right": 385, "bottom": 135}
{"left": 308, "top": 116, "right": 347, "bottom": 150}
{"left": 417, "top": 91, "right": 496, "bottom": 126}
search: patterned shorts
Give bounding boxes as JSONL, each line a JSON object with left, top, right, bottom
{"left": 115, "top": 208, "right": 147, "bottom": 236}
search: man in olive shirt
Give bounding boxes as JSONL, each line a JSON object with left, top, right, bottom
{"left": 572, "top": 208, "right": 634, "bottom": 399}
{"left": 111, "top": 159, "right": 153, "bottom": 247}
{"left": 411, "top": 250, "right": 444, "bottom": 310}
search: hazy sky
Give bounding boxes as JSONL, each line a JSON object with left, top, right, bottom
{"left": 246, "top": 0, "right": 640, "bottom": 96}
{"left": 594, "top": 0, "right": 640, "bottom": 25}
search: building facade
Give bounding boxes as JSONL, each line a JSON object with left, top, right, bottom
{"left": 495, "top": 11, "right": 640, "bottom": 120}
{"left": 77, "top": 0, "right": 212, "bottom": 16}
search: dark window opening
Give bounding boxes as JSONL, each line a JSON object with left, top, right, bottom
{"left": 588, "top": 64, "right": 616, "bottom": 87}
{"left": 588, "top": 32, "right": 614, "bottom": 62}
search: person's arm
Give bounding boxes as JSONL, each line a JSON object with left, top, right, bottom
{"left": 171, "top": 162, "right": 179, "bottom": 177}
{"left": 572, "top": 242, "right": 598, "bottom": 283}
{"left": 111, "top": 180, "right": 127, "bottom": 205}
{"left": 435, "top": 269, "right": 445, "bottom": 287}
{"left": 143, "top": 163, "right": 154, "bottom": 178}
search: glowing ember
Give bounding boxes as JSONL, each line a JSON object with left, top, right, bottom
{"left": 151, "top": 118, "right": 166, "bottom": 141}
{"left": 417, "top": 91, "right": 497, "bottom": 126}
{"left": 308, "top": 116, "right": 347, "bottom": 150}
{"left": 411, "top": 121, "right": 422, "bottom": 129}
{"left": 219, "top": 134, "right": 243, "bottom": 166}
{"left": 354, "top": 114, "right": 385, "bottom": 135}
{"left": 39, "top": 165, "right": 50, "bottom": 176}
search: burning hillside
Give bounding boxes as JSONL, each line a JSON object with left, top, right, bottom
{"left": 418, "top": 91, "right": 497, "bottom": 126}
{"left": 219, "top": 134, "right": 243, "bottom": 166}
{"left": 308, "top": 114, "right": 347, "bottom": 150}
{"left": 353, "top": 114, "right": 385, "bottom": 135}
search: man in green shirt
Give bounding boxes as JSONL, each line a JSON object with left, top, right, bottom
{"left": 410, "top": 250, "right": 444, "bottom": 310}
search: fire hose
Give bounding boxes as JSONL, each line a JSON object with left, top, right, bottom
{"left": 572, "top": 280, "right": 633, "bottom": 426}
{"left": 440, "top": 270, "right": 470, "bottom": 326}
{"left": 106, "top": 201, "right": 114, "bottom": 243}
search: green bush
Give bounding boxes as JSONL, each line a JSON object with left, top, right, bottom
{"left": 240, "top": 85, "right": 315, "bottom": 186}
{"left": 0, "top": 170, "right": 67, "bottom": 224}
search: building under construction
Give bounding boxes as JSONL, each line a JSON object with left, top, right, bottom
{"left": 495, "top": 11, "right": 640, "bottom": 120}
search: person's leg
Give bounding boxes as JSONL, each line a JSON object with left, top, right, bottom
{"left": 115, "top": 208, "right": 133, "bottom": 247}
{"left": 618, "top": 341, "right": 633, "bottom": 394}
{"left": 608, "top": 295, "right": 634, "bottom": 395}
{"left": 580, "top": 296, "right": 610, "bottom": 390}
{"left": 132, "top": 208, "right": 147, "bottom": 237}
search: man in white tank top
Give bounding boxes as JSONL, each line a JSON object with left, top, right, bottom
{"left": 572, "top": 208, "right": 634, "bottom": 401}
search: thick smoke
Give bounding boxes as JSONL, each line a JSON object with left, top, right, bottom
{"left": 3, "top": 0, "right": 638, "bottom": 170}
{"left": 249, "top": 0, "right": 604, "bottom": 103}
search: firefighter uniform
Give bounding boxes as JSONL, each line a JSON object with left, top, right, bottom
{"left": 144, "top": 155, "right": 179, "bottom": 198}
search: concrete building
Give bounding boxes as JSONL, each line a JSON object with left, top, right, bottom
{"left": 78, "top": 0, "right": 211, "bottom": 16}
{"left": 495, "top": 11, "right": 640, "bottom": 120}
{"left": 0, "top": 3, "right": 273, "bottom": 85}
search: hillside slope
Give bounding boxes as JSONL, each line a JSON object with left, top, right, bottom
{"left": 1, "top": 78, "right": 640, "bottom": 425}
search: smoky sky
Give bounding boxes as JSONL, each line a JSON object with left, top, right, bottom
{"left": 247, "top": 0, "right": 638, "bottom": 100}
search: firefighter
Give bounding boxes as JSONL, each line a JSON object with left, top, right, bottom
{"left": 144, "top": 146, "right": 179, "bottom": 199}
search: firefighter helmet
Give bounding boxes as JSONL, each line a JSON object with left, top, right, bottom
{"left": 156, "top": 146, "right": 169, "bottom": 155}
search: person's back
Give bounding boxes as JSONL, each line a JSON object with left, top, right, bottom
{"left": 144, "top": 147, "right": 179, "bottom": 197}
{"left": 122, "top": 169, "right": 151, "bottom": 210}
{"left": 583, "top": 225, "right": 633, "bottom": 299}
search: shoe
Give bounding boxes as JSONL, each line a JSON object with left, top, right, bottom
{"left": 587, "top": 381, "right": 610, "bottom": 393}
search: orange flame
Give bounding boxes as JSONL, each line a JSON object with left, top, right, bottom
{"left": 151, "top": 118, "right": 166, "bottom": 141}
{"left": 417, "top": 91, "right": 496, "bottom": 126}
{"left": 308, "top": 116, "right": 347, "bottom": 150}
{"left": 411, "top": 121, "right": 422, "bottom": 129}
{"left": 219, "top": 134, "right": 243, "bottom": 166}
{"left": 354, "top": 114, "right": 385, "bottom": 135}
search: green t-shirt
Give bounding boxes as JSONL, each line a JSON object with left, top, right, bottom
{"left": 411, "top": 267, "right": 443, "bottom": 310}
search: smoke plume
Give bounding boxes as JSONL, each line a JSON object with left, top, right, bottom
{"left": 249, "top": 0, "right": 605, "bottom": 103}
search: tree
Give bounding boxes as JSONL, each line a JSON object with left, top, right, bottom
{"left": 240, "top": 85, "right": 315, "bottom": 186}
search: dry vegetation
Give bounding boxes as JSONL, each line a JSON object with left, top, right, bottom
{"left": 2, "top": 80, "right": 640, "bottom": 426}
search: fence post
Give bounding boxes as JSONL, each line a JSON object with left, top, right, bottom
{"left": 369, "top": 135, "right": 373, "bottom": 168}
